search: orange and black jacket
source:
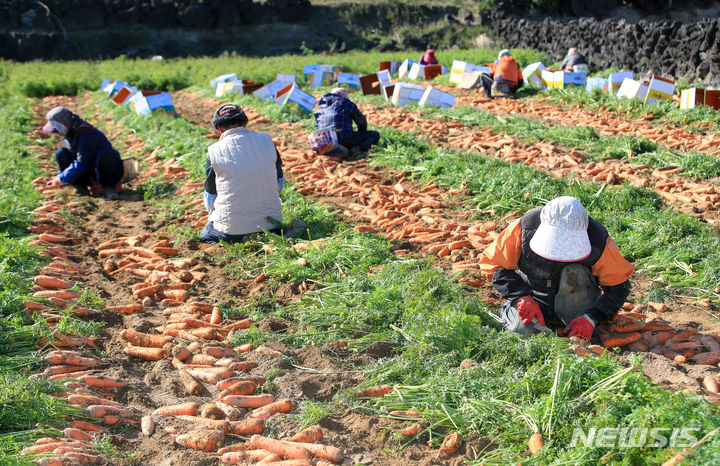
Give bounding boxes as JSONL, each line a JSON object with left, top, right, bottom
{"left": 479, "top": 207, "right": 634, "bottom": 324}
{"left": 489, "top": 56, "right": 523, "bottom": 85}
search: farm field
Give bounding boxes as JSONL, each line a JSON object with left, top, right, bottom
{"left": 1, "top": 50, "right": 720, "bottom": 465}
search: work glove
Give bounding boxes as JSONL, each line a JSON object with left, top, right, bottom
{"left": 515, "top": 296, "right": 545, "bottom": 326}
{"left": 564, "top": 314, "right": 596, "bottom": 340}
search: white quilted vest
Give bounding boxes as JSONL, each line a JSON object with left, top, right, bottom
{"left": 207, "top": 127, "right": 282, "bottom": 235}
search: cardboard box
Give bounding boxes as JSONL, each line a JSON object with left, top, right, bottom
{"left": 705, "top": 90, "right": 720, "bottom": 110}
{"left": 100, "top": 78, "right": 110, "bottom": 91}
{"left": 424, "top": 64, "right": 444, "bottom": 81}
{"left": 522, "top": 62, "right": 546, "bottom": 88}
{"left": 253, "top": 80, "right": 285, "bottom": 100}
{"left": 457, "top": 72, "right": 483, "bottom": 90}
{"left": 210, "top": 73, "right": 238, "bottom": 88}
{"left": 419, "top": 86, "right": 455, "bottom": 108}
{"left": 377, "top": 69, "right": 392, "bottom": 87}
{"left": 408, "top": 63, "right": 424, "bottom": 80}
{"left": 379, "top": 60, "right": 399, "bottom": 76}
{"left": 680, "top": 88, "right": 704, "bottom": 110}
{"left": 644, "top": 75, "right": 675, "bottom": 105}
{"left": 274, "top": 83, "right": 294, "bottom": 103}
{"left": 303, "top": 65, "right": 341, "bottom": 80}
{"left": 608, "top": 71, "right": 634, "bottom": 95}
{"left": 242, "top": 83, "right": 264, "bottom": 94}
{"left": 391, "top": 82, "right": 425, "bottom": 107}
{"left": 586, "top": 77, "right": 608, "bottom": 94}
{"left": 279, "top": 85, "right": 316, "bottom": 114}
{"left": 276, "top": 74, "right": 296, "bottom": 86}
{"left": 553, "top": 71, "right": 587, "bottom": 89}
{"left": 360, "top": 73, "right": 381, "bottom": 95}
{"left": 450, "top": 60, "right": 483, "bottom": 85}
{"left": 103, "top": 80, "right": 131, "bottom": 97}
{"left": 398, "top": 59, "right": 416, "bottom": 79}
{"left": 111, "top": 85, "right": 138, "bottom": 105}
{"left": 541, "top": 70, "right": 555, "bottom": 89}
{"left": 381, "top": 84, "right": 395, "bottom": 101}
{"left": 128, "top": 91, "right": 177, "bottom": 118}
{"left": 215, "top": 81, "right": 244, "bottom": 97}
{"left": 617, "top": 78, "right": 648, "bottom": 100}
{"left": 337, "top": 72, "right": 361, "bottom": 92}
{"left": 310, "top": 70, "right": 337, "bottom": 88}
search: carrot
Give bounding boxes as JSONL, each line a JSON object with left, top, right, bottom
{"left": 357, "top": 385, "right": 393, "bottom": 397}
{"left": 235, "top": 343, "right": 254, "bottom": 353}
{"left": 71, "top": 421, "right": 104, "bottom": 432}
{"left": 43, "top": 364, "right": 87, "bottom": 376}
{"left": 704, "top": 376, "right": 719, "bottom": 395}
{"left": 35, "top": 458, "right": 65, "bottom": 466}
{"left": 38, "top": 233, "right": 70, "bottom": 243}
{"left": 228, "top": 361, "right": 257, "bottom": 372}
{"left": 391, "top": 423, "right": 421, "bottom": 436}
{"left": 43, "top": 351, "right": 99, "bottom": 367}
{"left": 140, "top": 415, "right": 155, "bottom": 437}
{"left": 153, "top": 402, "right": 198, "bottom": 417}
{"left": 217, "top": 376, "right": 266, "bottom": 391}
{"left": 210, "top": 306, "right": 222, "bottom": 325}
{"left": 179, "top": 370, "right": 203, "bottom": 396}
{"left": 609, "top": 322, "right": 646, "bottom": 333}
{"left": 59, "top": 451, "right": 106, "bottom": 464}
{"left": 642, "top": 321, "right": 673, "bottom": 332}
{"left": 33, "top": 289, "right": 82, "bottom": 300}
{"left": 280, "top": 440, "right": 344, "bottom": 463}
{"left": 153, "top": 247, "right": 179, "bottom": 256}
{"left": 249, "top": 435, "right": 311, "bottom": 460}
{"left": 218, "top": 443, "right": 258, "bottom": 455}
{"left": 177, "top": 416, "right": 231, "bottom": 433}
{"left": 649, "top": 331, "right": 675, "bottom": 348}
{"left": 647, "top": 301, "right": 668, "bottom": 313}
{"left": 692, "top": 352, "right": 720, "bottom": 365}
{"left": 219, "top": 380, "right": 257, "bottom": 398}
{"left": 188, "top": 353, "right": 218, "bottom": 365}
{"left": 223, "top": 394, "right": 275, "bottom": 409}
{"left": 220, "top": 450, "right": 273, "bottom": 464}
{"left": 133, "top": 284, "right": 163, "bottom": 299}
{"left": 226, "top": 319, "right": 252, "bottom": 331}
{"left": 63, "top": 428, "right": 94, "bottom": 441}
{"left": 77, "top": 374, "right": 127, "bottom": 388}
{"left": 173, "top": 345, "right": 192, "bottom": 361}
{"left": 185, "top": 367, "right": 233, "bottom": 383}
{"left": 437, "top": 431, "right": 461, "bottom": 457}
{"left": 215, "top": 401, "right": 242, "bottom": 420}
{"left": 203, "top": 345, "right": 236, "bottom": 359}
{"left": 120, "top": 329, "right": 171, "bottom": 348}
{"left": 524, "top": 431, "right": 544, "bottom": 454}
{"left": 389, "top": 410, "right": 422, "bottom": 418}
{"left": 33, "top": 275, "right": 73, "bottom": 290}
{"left": 67, "top": 394, "right": 121, "bottom": 407}
{"left": 287, "top": 426, "right": 323, "bottom": 443}
{"left": 87, "top": 404, "right": 136, "bottom": 420}
{"left": 602, "top": 333, "right": 641, "bottom": 349}
{"left": 257, "top": 453, "right": 284, "bottom": 464}
{"left": 248, "top": 399, "right": 292, "bottom": 419}
{"left": 175, "top": 429, "right": 225, "bottom": 451}
{"left": 163, "top": 289, "right": 189, "bottom": 301}
{"left": 108, "top": 304, "right": 143, "bottom": 315}
{"left": 200, "top": 403, "right": 225, "bottom": 420}
{"left": 23, "top": 300, "right": 50, "bottom": 312}
{"left": 124, "top": 344, "right": 169, "bottom": 361}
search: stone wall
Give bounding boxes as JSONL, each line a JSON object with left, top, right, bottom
{"left": 485, "top": 11, "right": 720, "bottom": 84}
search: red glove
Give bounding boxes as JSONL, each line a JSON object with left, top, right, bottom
{"left": 515, "top": 296, "right": 545, "bottom": 326}
{"left": 564, "top": 315, "right": 595, "bottom": 340}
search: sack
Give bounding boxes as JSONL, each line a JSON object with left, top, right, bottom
{"left": 119, "top": 157, "right": 139, "bottom": 184}
{"left": 308, "top": 128, "right": 339, "bottom": 155}
{"left": 491, "top": 80, "right": 512, "bottom": 97}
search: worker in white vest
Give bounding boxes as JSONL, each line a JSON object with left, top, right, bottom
{"left": 202, "top": 104, "right": 301, "bottom": 243}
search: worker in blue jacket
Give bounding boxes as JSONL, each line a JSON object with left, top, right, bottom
{"left": 42, "top": 106, "right": 124, "bottom": 199}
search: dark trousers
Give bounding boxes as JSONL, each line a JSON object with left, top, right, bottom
{"left": 480, "top": 73, "right": 523, "bottom": 98}
{"left": 56, "top": 148, "right": 123, "bottom": 188}
{"left": 200, "top": 221, "right": 281, "bottom": 244}
{"left": 339, "top": 130, "right": 380, "bottom": 152}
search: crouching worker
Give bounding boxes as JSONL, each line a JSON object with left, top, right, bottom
{"left": 481, "top": 49, "right": 524, "bottom": 99}
{"left": 314, "top": 88, "right": 380, "bottom": 157}
{"left": 202, "top": 104, "right": 305, "bottom": 244}
{"left": 42, "top": 106, "right": 123, "bottom": 200}
{"left": 479, "top": 196, "right": 634, "bottom": 340}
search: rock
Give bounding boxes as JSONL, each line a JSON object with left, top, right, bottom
{"left": 143, "top": 5, "right": 177, "bottom": 28}
{"left": 106, "top": 7, "right": 139, "bottom": 28}
{"left": 216, "top": 2, "right": 241, "bottom": 27}
{"left": 62, "top": 8, "right": 105, "bottom": 29}
{"left": 178, "top": 4, "right": 215, "bottom": 28}
{"left": 474, "top": 33, "right": 495, "bottom": 49}
{"left": 21, "top": 8, "right": 53, "bottom": 29}
{"left": 240, "top": 2, "right": 270, "bottom": 24}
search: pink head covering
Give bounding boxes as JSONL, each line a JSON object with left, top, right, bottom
{"left": 421, "top": 49, "right": 438, "bottom": 65}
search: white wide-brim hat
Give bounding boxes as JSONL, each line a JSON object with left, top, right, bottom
{"left": 529, "top": 196, "right": 591, "bottom": 262}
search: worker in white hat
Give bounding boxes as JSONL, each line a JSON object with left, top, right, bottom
{"left": 479, "top": 196, "right": 634, "bottom": 340}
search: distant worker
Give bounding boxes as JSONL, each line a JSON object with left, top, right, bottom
{"left": 418, "top": 49, "right": 439, "bottom": 65}
{"left": 481, "top": 49, "right": 524, "bottom": 99}
{"left": 202, "top": 104, "right": 303, "bottom": 243}
{"left": 479, "top": 196, "right": 634, "bottom": 340}
{"left": 561, "top": 48, "right": 589, "bottom": 73}
{"left": 313, "top": 88, "right": 380, "bottom": 157}
{"left": 42, "top": 106, "right": 124, "bottom": 200}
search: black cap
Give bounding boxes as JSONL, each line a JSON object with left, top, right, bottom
{"left": 212, "top": 104, "right": 248, "bottom": 130}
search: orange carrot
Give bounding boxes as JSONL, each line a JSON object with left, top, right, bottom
{"left": 256, "top": 346, "right": 283, "bottom": 357}
{"left": 704, "top": 376, "right": 719, "bottom": 395}
{"left": 287, "top": 426, "right": 323, "bottom": 443}
{"left": 217, "top": 443, "right": 258, "bottom": 455}
{"left": 200, "top": 403, "right": 225, "bottom": 420}
{"left": 124, "top": 344, "right": 169, "bottom": 361}
{"left": 185, "top": 367, "right": 233, "bottom": 384}
{"left": 217, "top": 376, "right": 266, "bottom": 391}
{"left": 43, "top": 364, "right": 87, "bottom": 376}
{"left": 222, "top": 394, "right": 275, "bottom": 409}
{"left": 357, "top": 385, "right": 393, "bottom": 397}
{"left": 215, "top": 401, "right": 242, "bottom": 420}
{"left": 62, "top": 428, "right": 94, "bottom": 441}
{"left": 43, "top": 351, "right": 99, "bottom": 367}
{"left": 529, "top": 432, "right": 544, "bottom": 454}
{"left": 609, "top": 322, "right": 646, "bottom": 333}
{"left": 33, "top": 275, "right": 73, "bottom": 290}
{"left": 133, "top": 285, "right": 163, "bottom": 299}
{"left": 438, "top": 431, "right": 461, "bottom": 457}
{"left": 71, "top": 421, "right": 104, "bottom": 432}
{"left": 692, "top": 352, "right": 720, "bottom": 365}
{"left": 67, "top": 394, "right": 121, "bottom": 407}
{"left": 119, "top": 329, "right": 170, "bottom": 348}
{"left": 175, "top": 429, "right": 225, "bottom": 451}
{"left": 248, "top": 399, "right": 292, "bottom": 419}
{"left": 141, "top": 415, "right": 155, "bottom": 437}
{"left": 226, "top": 319, "right": 252, "bottom": 331}
{"left": 153, "top": 402, "right": 198, "bottom": 417}
{"left": 173, "top": 345, "right": 192, "bottom": 361}
{"left": 179, "top": 370, "right": 203, "bottom": 396}
{"left": 249, "top": 435, "right": 311, "bottom": 460}
{"left": 38, "top": 233, "right": 70, "bottom": 243}
{"left": 649, "top": 331, "right": 675, "bottom": 348}
{"left": 163, "top": 289, "right": 189, "bottom": 301}
{"left": 203, "top": 345, "right": 236, "bottom": 359}
{"left": 78, "top": 374, "right": 127, "bottom": 388}
{"left": 391, "top": 423, "right": 421, "bottom": 436}
{"left": 188, "top": 353, "right": 218, "bottom": 365}
{"left": 33, "top": 289, "right": 82, "bottom": 300}
{"left": 220, "top": 450, "right": 273, "bottom": 464}
{"left": 219, "top": 380, "right": 257, "bottom": 398}
{"left": 389, "top": 410, "right": 422, "bottom": 418}
{"left": 108, "top": 304, "right": 143, "bottom": 315}
{"left": 235, "top": 343, "right": 254, "bottom": 353}
{"left": 258, "top": 453, "right": 284, "bottom": 464}
{"left": 602, "top": 334, "right": 641, "bottom": 349}
{"left": 228, "top": 361, "right": 257, "bottom": 372}
{"left": 280, "top": 440, "right": 344, "bottom": 463}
